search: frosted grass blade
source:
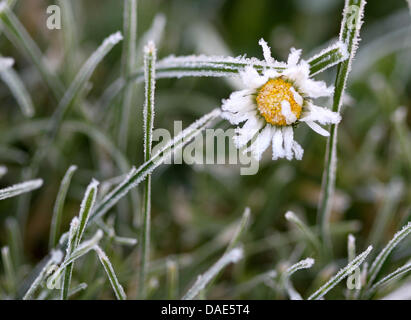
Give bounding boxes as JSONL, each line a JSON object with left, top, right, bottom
{"left": 227, "top": 207, "right": 251, "bottom": 252}
{"left": 140, "top": 41, "right": 157, "bottom": 298}
{"left": 90, "top": 108, "right": 221, "bottom": 222}
{"left": 367, "top": 222, "right": 411, "bottom": 287}
{"left": 0, "top": 2, "right": 64, "bottom": 99}
{"left": 317, "top": 0, "right": 367, "bottom": 253}
{"left": 282, "top": 258, "right": 315, "bottom": 300}
{"left": 61, "top": 180, "right": 99, "bottom": 300}
{"left": 49, "top": 32, "right": 123, "bottom": 139}
{"left": 23, "top": 249, "right": 63, "bottom": 300}
{"left": 182, "top": 247, "right": 243, "bottom": 300}
{"left": 368, "top": 262, "right": 411, "bottom": 295}
{"left": 308, "top": 246, "right": 372, "bottom": 300}
{"left": 166, "top": 259, "right": 178, "bottom": 299}
{"left": 285, "top": 211, "right": 321, "bottom": 254}
{"left": 0, "top": 165, "right": 7, "bottom": 179}
{"left": 0, "top": 178, "right": 43, "bottom": 200}
{"left": 95, "top": 245, "right": 127, "bottom": 300}
{"left": 49, "top": 165, "right": 78, "bottom": 249}
{"left": 130, "top": 41, "right": 349, "bottom": 83}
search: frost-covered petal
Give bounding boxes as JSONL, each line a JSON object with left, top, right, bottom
{"left": 300, "top": 103, "right": 341, "bottom": 125}
{"left": 233, "top": 117, "right": 265, "bottom": 148}
{"left": 298, "top": 78, "right": 334, "bottom": 98}
{"left": 222, "top": 89, "right": 255, "bottom": 113}
{"left": 283, "top": 62, "right": 310, "bottom": 88}
{"left": 282, "top": 126, "right": 295, "bottom": 160}
{"left": 287, "top": 48, "right": 302, "bottom": 66}
{"left": 281, "top": 100, "right": 297, "bottom": 124}
{"left": 240, "top": 66, "right": 267, "bottom": 89}
{"left": 272, "top": 127, "right": 285, "bottom": 160}
{"left": 222, "top": 110, "right": 256, "bottom": 125}
{"left": 290, "top": 87, "right": 303, "bottom": 106}
{"left": 259, "top": 38, "right": 275, "bottom": 65}
{"left": 292, "top": 141, "right": 304, "bottom": 160}
{"left": 305, "top": 121, "right": 330, "bottom": 137}
{"left": 249, "top": 125, "right": 274, "bottom": 160}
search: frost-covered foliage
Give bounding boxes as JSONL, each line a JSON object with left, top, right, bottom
{"left": 0, "top": 0, "right": 410, "bottom": 301}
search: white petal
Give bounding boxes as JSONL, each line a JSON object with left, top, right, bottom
{"left": 299, "top": 78, "right": 333, "bottom": 98}
{"left": 282, "top": 126, "right": 295, "bottom": 160}
{"left": 290, "top": 87, "right": 303, "bottom": 106}
{"left": 263, "top": 69, "right": 280, "bottom": 79}
{"left": 283, "top": 62, "right": 310, "bottom": 87}
{"left": 287, "top": 48, "right": 302, "bottom": 66}
{"left": 272, "top": 127, "right": 285, "bottom": 160}
{"left": 259, "top": 38, "right": 274, "bottom": 64}
{"left": 222, "top": 110, "right": 256, "bottom": 125}
{"left": 292, "top": 141, "right": 304, "bottom": 160}
{"left": 233, "top": 117, "right": 264, "bottom": 148}
{"left": 240, "top": 66, "right": 267, "bottom": 89}
{"left": 250, "top": 125, "right": 273, "bottom": 160}
{"left": 222, "top": 90, "right": 255, "bottom": 113}
{"left": 305, "top": 121, "right": 330, "bottom": 136}
{"left": 300, "top": 103, "right": 341, "bottom": 125}
{"left": 281, "top": 100, "right": 297, "bottom": 124}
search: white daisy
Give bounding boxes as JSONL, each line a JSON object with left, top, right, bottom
{"left": 221, "top": 39, "right": 341, "bottom": 161}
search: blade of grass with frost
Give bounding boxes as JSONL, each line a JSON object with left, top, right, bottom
{"left": 232, "top": 270, "right": 277, "bottom": 296}
{"left": 366, "top": 222, "right": 411, "bottom": 287}
{"left": 227, "top": 207, "right": 251, "bottom": 252}
{"left": 95, "top": 246, "right": 127, "bottom": 300}
{"left": 167, "top": 259, "right": 179, "bottom": 299}
{"left": 285, "top": 211, "right": 321, "bottom": 255}
{"left": 1, "top": 246, "right": 15, "bottom": 295}
{"left": 308, "top": 246, "right": 372, "bottom": 300}
{"left": 49, "top": 165, "right": 78, "bottom": 249}
{"left": 68, "top": 283, "right": 88, "bottom": 298}
{"left": 23, "top": 249, "right": 63, "bottom": 300}
{"left": 0, "top": 56, "right": 33, "bottom": 118}
{"left": 49, "top": 32, "right": 123, "bottom": 140}
{"left": 90, "top": 108, "right": 221, "bottom": 222}
{"left": 22, "top": 110, "right": 221, "bottom": 294}
{"left": 0, "top": 60, "right": 35, "bottom": 117}
{"left": 368, "top": 261, "right": 411, "bottom": 296}
{"left": 61, "top": 180, "right": 98, "bottom": 300}
{"left": 318, "top": 0, "right": 367, "bottom": 253}
{"left": 0, "top": 2, "right": 64, "bottom": 99}
{"left": 0, "top": 178, "right": 43, "bottom": 200}
{"left": 282, "top": 258, "right": 315, "bottom": 300}
{"left": 346, "top": 234, "right": 356, "bottom": 299}
{"left": 118, "top": 0, "right": 137, "bottom": 150}
{"left": 129, "top": 42, "right": 348, "bottom": 82}
{"left": 182, "top": 247, "right": 244, "bottom": 300}
{"left": 140, "top": 41, "right": 156, "bottom": 298}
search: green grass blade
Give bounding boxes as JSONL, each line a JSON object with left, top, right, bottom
{"left": 0, "top": 178, "right": 43, "bottom": 200}
{"left": 317, "top": 0, "right": 367, "bottom": 253}
{"left": 49, "top": 165, "right": 78, "bottom": 249}
{"left": 95, "top": 245, "right": 127, "bottom": 300}
{"left": 166, "top": 259, "right": 179, "bottom": 299}
{"left": 49, "top": 31, "right": 123, "bottom": 139}
{"left": 140, "top": 41, "right": 157, "bottom": 298}
{"left": 182, "top": 247, "right": 243, "bottom": 300}
{"left": 0, "top": 56, "right": 35, "bottom": 117}
{"left": 90, "top": 108, "right": 221, "bottom": 222}
{"left": 0, "top": 2, "right": 64, "bottom": 100}
{"left": 22, "top": 249, "right": 63, "bottom": 300}
{"left": 282, "top": 258, "right": 315, "bottom": 300}
{"left": 368, "top": 262, "right": 411, "bottom": 295}
{"left": 1, "top": 246, "right": 16, "bottom": 295}
{"left": 308, "top": 246, "right": 372, "bottom": 300}
{"left": 367, "top": 222, "right": 411, "bottom": 287}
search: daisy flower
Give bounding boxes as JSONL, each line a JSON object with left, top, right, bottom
{"left": 221, "top": 39, "right": 341, "bottom": 161}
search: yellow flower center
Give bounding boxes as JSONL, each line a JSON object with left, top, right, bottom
{"left": 256, "top": 78, "right": 302, "bottom": 126}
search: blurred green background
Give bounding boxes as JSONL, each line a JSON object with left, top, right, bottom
{"left": 0, "top": 0, "right": 410, "bottom": 299}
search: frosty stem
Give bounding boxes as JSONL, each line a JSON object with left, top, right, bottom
{"left": 318, "top": 0, "right": 367, "bottom": 255}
